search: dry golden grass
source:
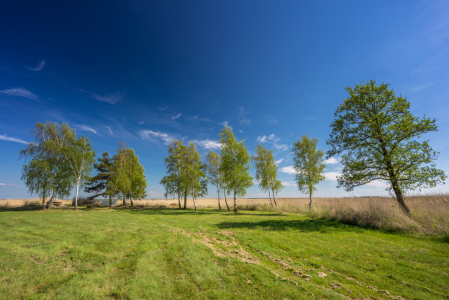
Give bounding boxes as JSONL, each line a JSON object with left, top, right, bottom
{"left": 3, "top": 193, "right": 448, "bottom": 236}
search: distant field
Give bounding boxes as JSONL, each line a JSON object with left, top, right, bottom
{"left": 0, "top": 206, "right": 448, "bottom": 299}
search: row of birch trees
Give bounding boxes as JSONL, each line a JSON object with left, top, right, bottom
{"left": 20, "top": 122, "right": 147, "bottom": 209}
{"left": 161, "top": 127, "right": 285, "bottom": 212}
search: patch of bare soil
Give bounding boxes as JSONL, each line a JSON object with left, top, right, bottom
{"left": 173, "top": 228, "right": 259, "bottom": 264}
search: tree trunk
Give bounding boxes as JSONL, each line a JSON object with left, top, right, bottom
{"left": 233, "top": 187, "right": 237, "bottom": 213}
{"left": 178, "top": 193, "right": 181, "bottom": 209}
{"left": 272, "top": 188, "right": 277, "bottom": 206}
{"left": 130, "top": 198, "right": 134, "bottom": 207}
{"left": 268, "top": 189, "right": 273, "bottom": 207}
{"left": 41, "top": 196, "right": 45, "bottom": 209}
{"left": 309, "top": 193, "right": 312, "bottom": 212}
{"left": 46, "top": 191, "right": 55, "bottom": 209}
{"left": 183, "top": 191, "right": 187, "bottom": 209}
{"left": 217, "top": 185, "right": 221, "bottom": 210}
{"left": 193, "top": 194, "right": 197, "bottom": 212}
{"left": 224, "top": 189, "right": 230, "bottom": 211}
{"left": 392, "top": 185, "right": 410, "bottom": 214}
{"left": 109, "top": 194, "right": 112, "bottom": 209}
{"left": 123, "top": 193, "right": 127, "bottom": 208}
{"left": 74, "top": 183, "right": 79, "bottom": 211}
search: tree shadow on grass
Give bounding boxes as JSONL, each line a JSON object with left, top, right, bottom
{"left": 0, "top": 203, "right": 43, "bottom": 212}
{"left": 126, "top": 207, "right": 284, "bottom": 217}
{"left": 215, "top": 218, "right": 366, "bottom": 234}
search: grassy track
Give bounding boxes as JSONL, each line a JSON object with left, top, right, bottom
{"left": 0, "top": 207, "right": 448, "bottom": 299}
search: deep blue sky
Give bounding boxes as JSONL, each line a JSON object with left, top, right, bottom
{"left": 1, "top": 0, "right": 448, "bottom": 199}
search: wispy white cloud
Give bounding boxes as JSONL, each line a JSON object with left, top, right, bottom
{"left": 237, "top": 106, "right": 251, "bottom": 125}
{"left": 280, "top": 166, "right": 298, "bottom": 174}
{"left": 324, "top": 172, "right": 341, "bottom": 181}
{"left": 0, "top": 87, "right": 39, "bottom": 101}
{"left": 104, "top": 126, "right": 113, "bottom": 135}
{"left": 221, "top": 121, "right": 231, "bottom": 128}
{"left": 158, "top": 104, "right": 169, "bottom": 111}
{"left": 28, "top": 60, "right": 46, "bottom": 71}
{"left": 171, "top": 113, "right": 182, "bottom": 121}
{"left": 196, "top": 139, "right": 222, "bottom": 149}
{"left": 303, "top": 116, "right": 320, "bottom": 121}
{"left": 140, "top": 130, "right": 174, "bottom": 145}
{"left": 257, "top": 134, "right": 288, "bottom": 150}
{"left": 139, "top": 121, "right": 144, "bottom": 125}
{"left": 0, "top": 183, "right": 22, "bottom": 187}
{"left": 0, "top": 134, "right": 27, "bottom": 144}
{"left": 281, "top": 181, "right": 297, "bottom": 187}
{"left": 80, "top": 125, "right": 97, "bottom": 134}
{"left": 275, "top": 158, "right": 284, "bottom": 164}
{"left": 324, "top": 157, "right": 340, "bottom": 164}
{"left": 91, "top": 92, "right": 124, "bottom": 104}
{"left": 257, "top": 135, "right": 267, "bottom": 143}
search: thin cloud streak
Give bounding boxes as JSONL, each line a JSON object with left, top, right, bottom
{"left": 91, "top": 92, "right": 124, "bottom": 104}
{"left": 28, "top": 60, "right": 46, "bottom": 71}
{"left": 80, "top": 125, "right": 97, "bottom": 134}
{"left": 324, "top": 157, "right": 340, "bottom": 164}
{"left": 0, "top": 87, "right": 39, "bottom": 101}
{"left": 140, "top": 130, "right": 174, "bottom": 145}
{"left": 280, "top": 166, "right": 297, "bottom": 174}
{"left": 0, "top": 134, "right": 27, "bottom": 144}
{"left": 171, "top": 113, "right": 182, "bottom": 121}
{"left": 104, "top": 126, "right": 113, "bottom": 135}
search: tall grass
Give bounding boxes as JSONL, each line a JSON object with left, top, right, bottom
{"left": 238, "top": 193, "right": 449, "bottom": 236}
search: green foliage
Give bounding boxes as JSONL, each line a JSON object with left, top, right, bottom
{"left": 252, "top": 144, "right": 282, "bottom": 205}
{"left": 219, "top": 127, "right": 253, "bottom": 212}
{"left": 20, "top": 122, "right": 74, "bottom": 208}
{"left": 326, "top": 80, "right": 446, "bottom": 213}
{"left": 110, "top": 141, "right": 147, "bottom": 207}
{"left": 60, "top": 127, "right": 96, "bottom": 210}
{"left": 161, "top": 140, "right": 189, "bottom": 207}
{"left": 292, "top": 135, "right": 326, "bottom": 207}
{"left": 84, "top": 151, "right": 115, "bottom": 201}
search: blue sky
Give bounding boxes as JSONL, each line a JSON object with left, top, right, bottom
{"left": 1, "top": 0, "right": 448, "bottom": 199}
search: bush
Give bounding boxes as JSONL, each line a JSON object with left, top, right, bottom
{"left": 72, "top": 196, "right": 94, "bottom": 206}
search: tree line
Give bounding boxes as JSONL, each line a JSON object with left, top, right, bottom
{"left": 20, "top": 122, "right": 146, "bottom": 209}
{"left": 20, "top": 81, "right": 446, "bottom": 214}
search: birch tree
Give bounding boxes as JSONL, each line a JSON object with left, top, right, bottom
{"left": 326, "top": 81, "right": 446, "bottom": 214}
{"left": 206, "top": 150, "right": 223, "bottom": 210}
{"left": 61, "top": 129, "right": 96, "bottom": 210}
{"left": 292, "top": 135, "right": 326, "bottom": 211}
{"left": 219, "top": 127, "right": 253, "bottom": 213}
{"left": 20, "top": 122, "right": 73, "bottom": 208}
{"left": 252, "top": 144, "right": 282, "bottom": 206}
{"left": 185, "top": 142, "right": 207, "bottom": 211}
{"left": 110, "top": 142, "right": 133, "bottom": 208}
{"left": 161, "top": 140, "right": 188, "bottom": 209}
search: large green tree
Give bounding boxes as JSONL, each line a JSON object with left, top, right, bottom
{"left": 219, "top": 127, "right": 253, "bottom": 213}
{"left": 326, "top": 80, "right": 446, "bottom": 213}
{"left": 20, "top": 122, "right": 73, "bottom": 208}
{"left": 252, "top": 144, "right": 282, "bottom": 206}
{"left": 292, "top": 135, "right": 326, "bottom": 211}
{"left": 84, "top": 151, "right": 116, "bottom": 209}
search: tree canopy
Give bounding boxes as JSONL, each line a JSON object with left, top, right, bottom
{"left": 292, "top": 135, "right": 326, "bottom": 210}
{"left": 219, "top": 127, "right": 253, "bottom": 213}
{"left": 326, "top": 80, "right": 446, "bottom": 213}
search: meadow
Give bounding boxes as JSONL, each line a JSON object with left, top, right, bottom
{"left": 0, "top": 197, "right": 448, "bottom": 299}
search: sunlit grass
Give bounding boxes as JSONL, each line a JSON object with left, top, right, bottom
{"left": 0, "top": 206, "right": 448, "bottom": 299}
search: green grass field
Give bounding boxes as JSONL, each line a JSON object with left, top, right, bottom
{"left": 0, "top": 207, "right": 448, "bottom": 299}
